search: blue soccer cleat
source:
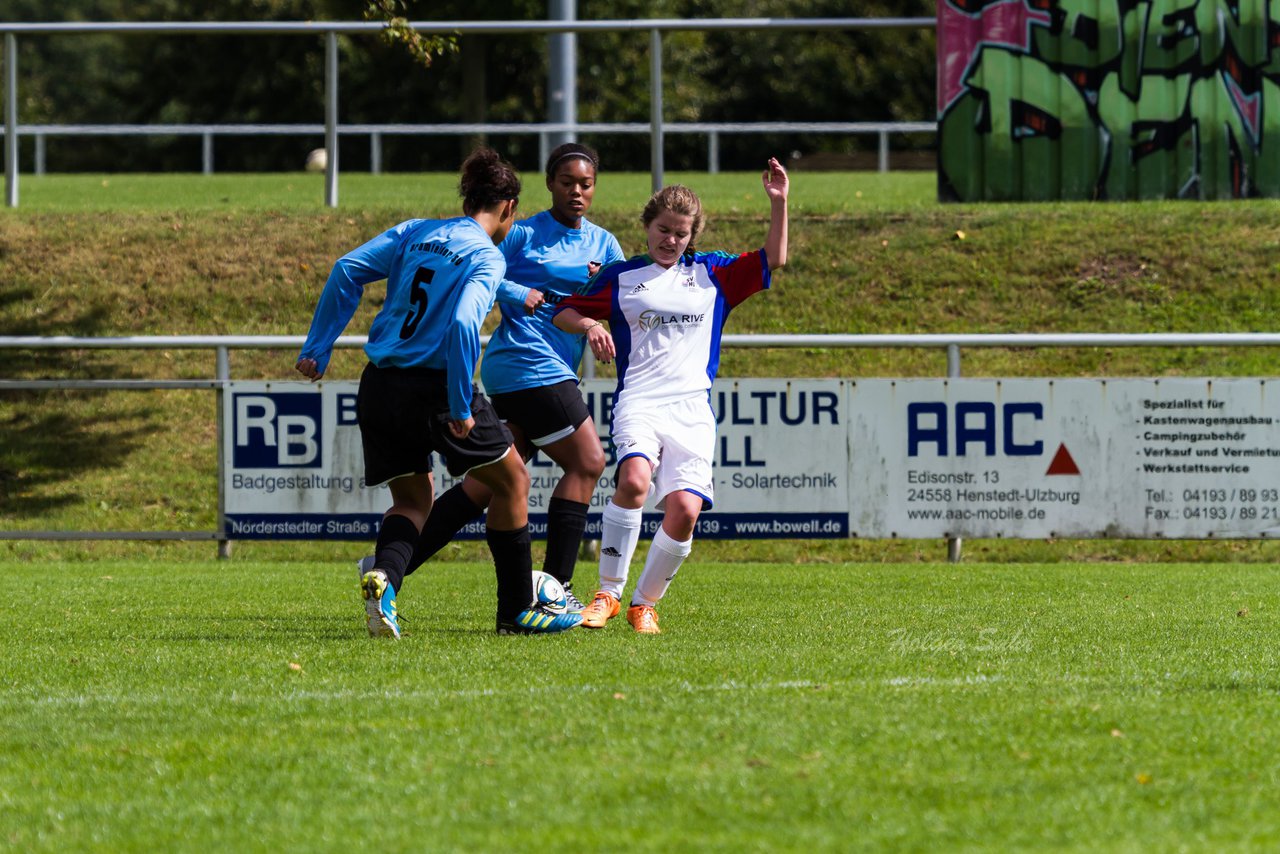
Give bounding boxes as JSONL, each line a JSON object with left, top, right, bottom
{"left": 361, "top": 569, "right": 401, "bottom": 640}
{"left": 496, "top": 604, "right": 584, "bottom": 635}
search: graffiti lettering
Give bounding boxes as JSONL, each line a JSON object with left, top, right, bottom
{"left": 939, "top": 0, "right": 1280, "bottom": 199}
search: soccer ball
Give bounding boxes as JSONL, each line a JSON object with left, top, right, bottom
{"left": 532, "top": 570, "right": 567, "bottom": 613}
{"left": 304, "top": 148, "right": 328, "bottom": 172}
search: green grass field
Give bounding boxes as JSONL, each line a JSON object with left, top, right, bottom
{"left": 3, "top": 170, "right": 939, "bottom": 214}
{"left": 4, "top": 558, "right": 1279, "bottom": 851}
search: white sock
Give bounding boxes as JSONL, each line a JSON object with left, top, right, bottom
{"left": 631, "top": 527, "right": 692, "bottom": 607}
{"left": 598, "top": 501, "right": 643, "bottom": 601}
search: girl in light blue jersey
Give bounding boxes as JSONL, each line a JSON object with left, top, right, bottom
{"left": 392, "top": 143, "right": 626, "bottom": 612}
{"left": 296, "top": 148, "right": 581, "bottom": 638}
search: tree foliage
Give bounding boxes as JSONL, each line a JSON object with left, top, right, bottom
{"left": 2, "top": 0, "right": 934, "bottom": 172}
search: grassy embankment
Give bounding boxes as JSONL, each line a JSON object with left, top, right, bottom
{"left": 3, "top": 171, "right": 1280, "bottom": 563}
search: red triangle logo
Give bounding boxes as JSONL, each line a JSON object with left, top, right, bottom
{"left": 1046, "top": 443, "right": 1081, "bottom": 476}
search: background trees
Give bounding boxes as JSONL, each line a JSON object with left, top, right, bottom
{"left": 3, "top": 0, "right": 934, "bottom": 172}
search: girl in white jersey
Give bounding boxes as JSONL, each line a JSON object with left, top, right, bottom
{"left": 553, "top": 157, "right": 790, "bottom": 634}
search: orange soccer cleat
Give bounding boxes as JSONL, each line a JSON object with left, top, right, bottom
{"left": 580, "top": 591, "right": 621, "bottom": 629}
{"left": 626, "top": 604, "right": 661, "bottom": 635}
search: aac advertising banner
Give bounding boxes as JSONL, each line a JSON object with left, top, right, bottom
{"left": 849, "top": 378, "right": 1280, "bottom": 539}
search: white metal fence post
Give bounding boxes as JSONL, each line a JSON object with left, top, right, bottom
{"left": 202, "top": 132, "right": 213, "bottom": 174}
{"left": 946, "top": 342, "right": 962, "bottom": 563}
{"left": 649, "top": 28, "right": 663, "bottom": 194}
{"left": 547, "top": 0, "right": 577, "bottom": 149}
{"left": 324, "top": 30, "right": 338, "bottom": 208}
{"left": 216, "top": 345, "right": 231, "bottom": 559}
{"left": 5, "top": 33, "right": 18, "bottom": 208}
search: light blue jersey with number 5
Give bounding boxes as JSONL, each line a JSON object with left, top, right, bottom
{"left": 297, "top": 216, "right": 505, "bottom": 421}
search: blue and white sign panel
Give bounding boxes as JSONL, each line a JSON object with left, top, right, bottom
{"left": 850, "top": 378, "right": 1280, "bottom": 539}
{"left": 222, "top": 379, "right": 852, "bottom": 541}
{"left": 224, "top": 382, "right": 388, "bottom": 540}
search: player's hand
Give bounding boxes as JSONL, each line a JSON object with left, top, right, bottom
{"left": 523, "top": 289, "right": 546, "bottom": 315}
{"left": 763, "top": 156, "right": 789, "bottom": 202}
{"left": 586, "top": 323, "right": 615, "bottom": 364}
{"left": 449, "top": 417, "right": 475, "bottom": 439}
{"left": 295, "top": 358, "right": 324, "bottom": 382}
{"left": 587, "top": 261, "right": 602, "bottom": 278}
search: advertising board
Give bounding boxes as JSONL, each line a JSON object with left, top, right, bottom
{"left": 222, "top": 379, "right": 852, "bottom": 540}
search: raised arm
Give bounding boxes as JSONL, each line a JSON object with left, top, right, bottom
{"left": 762, "top": 156, "right": 789, "bottom": 271}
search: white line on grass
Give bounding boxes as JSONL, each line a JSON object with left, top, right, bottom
{"left": 3, "top": 674, "right": 1007, "bottom": 709}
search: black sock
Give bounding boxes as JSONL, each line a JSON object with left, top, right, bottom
{"left": 487, "top": 525, "right": 533, "bottom": 621}
{"left": 374, "top": 514, "right": 419, "bottom": 594}
{"left": 543, "top": 497, "right": 589, "bottom": 587}
{"left": 403, "top": 483, "right": 485, "bottom": 579}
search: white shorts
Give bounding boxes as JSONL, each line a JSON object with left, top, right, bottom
{"left": 611, "top": 394, "right": 715, "bottom": 510}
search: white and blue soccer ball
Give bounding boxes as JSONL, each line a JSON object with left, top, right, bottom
{"left": 532, "top": 570, "right": 567, "bottom": 613}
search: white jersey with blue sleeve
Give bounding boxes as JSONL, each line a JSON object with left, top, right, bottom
{"left": 479, "top": 211, "right": 625, "bottom": 395}
{"left": 298, "top": 216, "right": 505, "bottom": 421}
{"left": 555, "top": 249, "right": 771, "bottom": 406}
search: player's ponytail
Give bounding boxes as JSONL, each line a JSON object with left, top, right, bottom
{"left": 641, "top": 185, "right": 704, "bottom": 256}
{"left": 459, "top": 147, "right": 522, "bottom": 215}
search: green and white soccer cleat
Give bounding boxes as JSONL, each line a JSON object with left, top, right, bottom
{"left": 360, "top": 569, "right": 401, "bottom": 640}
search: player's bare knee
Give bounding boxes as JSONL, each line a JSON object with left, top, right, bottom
{"left": 506, "top": 458, "right": 531, "bottom": 495}
{"left": 579, "top": 444, "right": 606, "bottom": 480}
{"left": 664, "top": 508, "right": 698, "bottom": 540}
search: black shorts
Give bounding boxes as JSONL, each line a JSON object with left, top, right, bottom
{"left": 356, "top": 362, "right": 514, "bottom": 482}
{"left": 489, "top": 379, "right": 591, "bottom": 447}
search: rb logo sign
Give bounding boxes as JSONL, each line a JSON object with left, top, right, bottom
{"left": 233, "top": 393, "right": 322, "bottom": 468}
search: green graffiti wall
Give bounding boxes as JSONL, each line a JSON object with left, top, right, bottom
{"left": 937, "top": 0, "right": 1280, "bottom": 200}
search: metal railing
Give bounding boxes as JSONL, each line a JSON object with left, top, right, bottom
{"left": 4, "top": 332, "right": 1280, "bottom": 557}
{"left": 0, "top": 17, "right": 937, "bottom": 207}
{"left": 19, "top": 120, "right": 938, "bottom": 178}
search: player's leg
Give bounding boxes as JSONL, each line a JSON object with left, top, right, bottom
{"left": 439, "top": 390, "right": 580, "bottom": 634}
{"left": 490, "top": 381, "right": 602, "bottom": 604}
{"left": 397, "top": 401, "right": 531, "bottom": 579}
{"left": 582, "top": 454, "right": 652, "bottom": 628}
{"left": 466, "top": 450, "right": 534, "bottom": 625}
{"left": 376, "top": 473, "right": 434, "bottom": 593}
{"left": 361, "top": 473, "right": 433, "bottom": 639}
{"left": 538, "top": 416, "right": 606, "bottom": 608}
{"left": 400, "top": 476, "right": 492, "bottom": 578}
{"left": 627, "top": 491, "right": 700, "bottom": 635}
{"left": 354, "top": 363, "right": 438, "bottom": 639}
{"left": 581, "top": 398, "right": 657, "bottom": 628}
{"left": 627, "top": 397, "right": 716, "bottom": 634}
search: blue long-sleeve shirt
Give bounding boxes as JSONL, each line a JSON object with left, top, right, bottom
{"left": 480, "top": 211, "right": 625, "bottom": 394}
{"left": 298, "top": 216, "right": 505, "bottom": 421}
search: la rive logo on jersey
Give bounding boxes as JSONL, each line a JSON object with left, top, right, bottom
{"left": 637, "top": 310, "right": 706, "bottom": 331}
